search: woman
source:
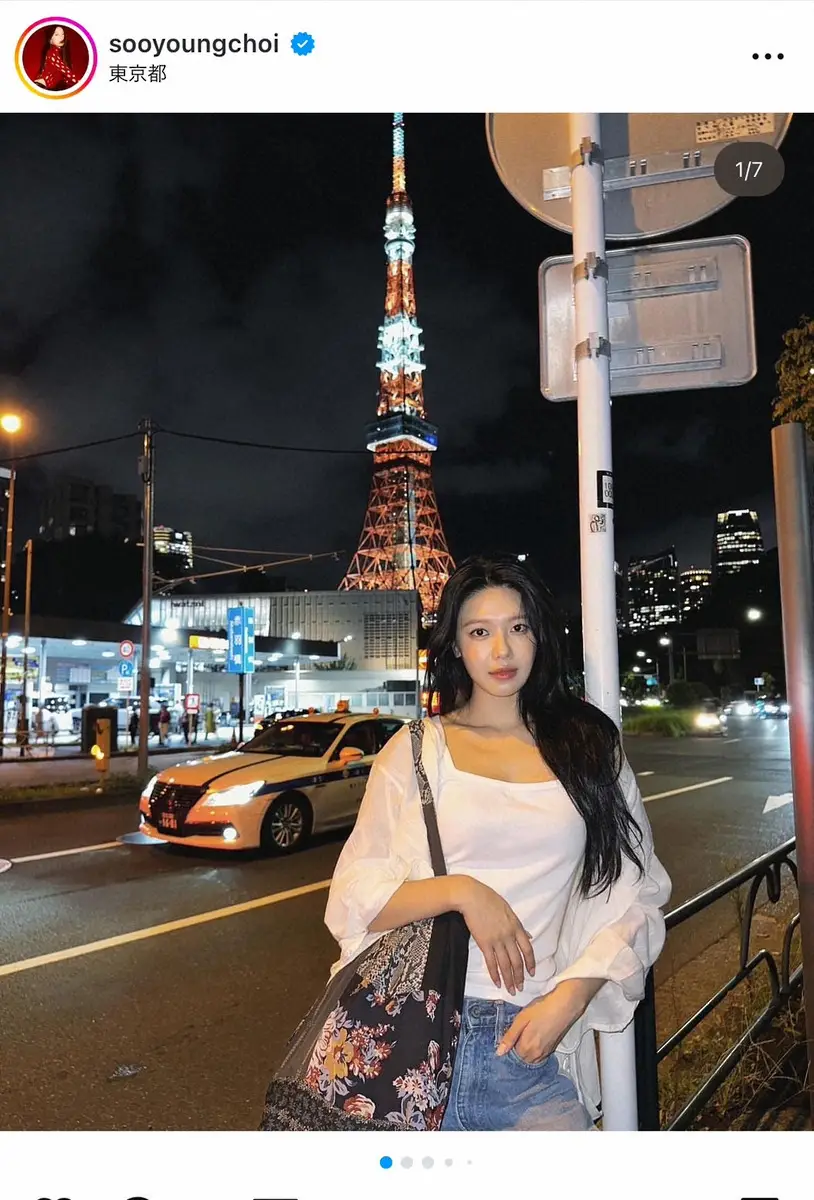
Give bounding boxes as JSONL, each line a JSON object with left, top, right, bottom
{"left": 34, "top": 26, "right": 78, "bottom": 91}
{"left": 325, "top": 554, "right": 671, "bottom": 1131}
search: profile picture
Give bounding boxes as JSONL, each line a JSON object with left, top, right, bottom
{"left": 16, "top": 17, "right": 97, "bottom": 98}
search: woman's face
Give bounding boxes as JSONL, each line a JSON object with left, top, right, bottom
{"left": 51, "top": 27, "right": 65, "bottom": 47}
{"left": 455, "top": 586, "right": 536, "bottom": 701}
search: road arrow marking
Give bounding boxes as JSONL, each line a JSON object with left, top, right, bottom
{"left": 763, "top": 792, "right": 794, "bottom": 813}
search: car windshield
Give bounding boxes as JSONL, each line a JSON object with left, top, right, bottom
{"left": 242, "top": 719, "right": 343, "bottom": 757}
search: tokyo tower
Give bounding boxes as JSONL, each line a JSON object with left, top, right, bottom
{"left": 340, "top": 113, "right": 455, "bottom": 624}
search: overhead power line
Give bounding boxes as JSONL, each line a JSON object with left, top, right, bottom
{"left": 0, "top": 432, "right": 138, "bottom": 466}
{"left": 159, "top": 427, "right": 368, "bottom": 456}
{"left": 153, "top": 549, "right": 345, "bottom": 595}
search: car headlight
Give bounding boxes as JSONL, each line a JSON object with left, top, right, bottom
{"left": 736, "top": 703, "right": 751, "bottom": 716}
{"left": 694, "top": 713, "right": 720, "bottom": 729}
{"left": 765, "top": 704, "right": 778, "bottom": 714}
{"left": 781, "top": 703, "right": 790, "bottom": 713}
{"left": 202, "top": 781, "right": 265, "bottom": 807}
{"left": 141, "top": 774, "right": 160, "bottom": 800}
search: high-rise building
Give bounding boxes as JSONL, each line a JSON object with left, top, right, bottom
{"left": 680, "top": 567, "right": 712, "bottom": 618}
{"left": 626, "top": 548, "right": 680, "bottom": 632}
{"left": 712, "top": 509, "right": 764, "bottom": 578}
{"left": 39, "top": 476, "right": 142, "bottom": 543}
{"left": 340, "top": 113, "right": 454, "bottom": 625}
{"left": 154, "top": 525, "right": 194, "bottom": 571}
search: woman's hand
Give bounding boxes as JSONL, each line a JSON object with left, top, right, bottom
{"left": 497, "top": 978, "right": 605, "bottom": 1063}
{"left": 455, "top": 877, "right": 535, "bottom": 995}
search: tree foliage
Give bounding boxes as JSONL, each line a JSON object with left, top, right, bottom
{"left": 773, "top": 314, "right": 814, "bottom": 434}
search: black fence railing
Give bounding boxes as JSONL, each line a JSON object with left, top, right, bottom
{"left": 634, "top": 837, "right": 802, "bottom": 1130}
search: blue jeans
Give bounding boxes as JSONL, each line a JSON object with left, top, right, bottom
{"left": 441, "top": 998, "right": 593, "bottom": 1131}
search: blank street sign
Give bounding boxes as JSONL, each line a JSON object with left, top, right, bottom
{"left": 539, "top": 235, "right": 755, "bottom": 401}
{"left": 487, "top": 113, "right": 791, "bottom": 241}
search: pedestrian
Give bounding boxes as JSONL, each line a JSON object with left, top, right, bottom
{"left": 158, "top": 703, "right": 170, "bottom": 745}
{"left": 33, "top": 705, "right": 45, "bottom": 749}
{"left": 180, "top": 710, "right": 190, "bottom": 744}
{"left": 191, "top": 711, "right": 199, "bottom": 743}
{"left": 204, "top": 704, "right": 216, "bottom": 740}
{"left": 45, "top": 709, "right": 58, "bottom": 754}
{"left": 128, "top": 709, "right": 138, "bottom": 748}
{"left": 323, "top": 554, "right": 671, "bottom": 1131}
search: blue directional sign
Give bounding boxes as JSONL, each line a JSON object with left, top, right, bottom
{"left": 118, "top": 660, "right": 135, "bottom": 679}
{"left": 227, "top": 606, "right": 255, "bottom": 675}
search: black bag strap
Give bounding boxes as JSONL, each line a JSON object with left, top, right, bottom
{"left": 408, "top": 718, "right": 447, "bottom": 878}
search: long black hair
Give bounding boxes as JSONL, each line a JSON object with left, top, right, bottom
{"left": 40, "top": 26, "right": 72, "bottom": 74}
{"left": 425, "top": 554, "right": 644, "bottom": 898}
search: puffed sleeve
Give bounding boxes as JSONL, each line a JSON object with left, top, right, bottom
{"left": 552, "top": 757, "right": 672, "bottom": 1039}
{"left": 324, "top": 725, "right": 435, "bottom": 961}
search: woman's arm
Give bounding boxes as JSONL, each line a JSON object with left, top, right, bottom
{"left": 549, "top": 756, "right": 672, "bottom": 1026}
{"left": 367, "top": 875, "right": 468, "bottom": 932}
{"left": 325, "top": 726, "right": 535, "bottom": 991}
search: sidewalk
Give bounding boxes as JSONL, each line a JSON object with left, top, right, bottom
{"left": 0, "top": 741, "right": 229, "bottom": 793}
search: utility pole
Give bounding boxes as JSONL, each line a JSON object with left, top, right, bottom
{"left": 772, "top": 420, "right": 814, "bottom": 1122}
{"left": 570, "top": 113, "right": 637, "bottom": 1131}
{"left": 0, "top": 462, "right": 17, "bottom": 758}
{"left": 138, "top": 419, "right": 155, "bottom": 777}
{"left": 18, "top": 538, "right": 33, "bottom": 756}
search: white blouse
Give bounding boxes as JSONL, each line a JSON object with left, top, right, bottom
{"left": 324, "top": 716, "right": 672, "bottom": 1120}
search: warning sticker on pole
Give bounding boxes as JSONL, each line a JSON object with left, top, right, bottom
{"left": 695, "top": 114, "right": 775, "bottom": 144}
{"left": 589, "top": 512, "right": 608, "bottom": 534}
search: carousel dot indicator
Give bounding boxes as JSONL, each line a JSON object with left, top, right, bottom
{"left": 445, "top": 1159, "right": 453, "bottom": 1166}
{"left": 401, "top": 1156, "right": 414, "bottom": 1169}
{"left": 379, "top": 1156, "right": 393, "bottom": 1169}
{"left": 422, "top": 1157, "right": 434, "bottom": 1168}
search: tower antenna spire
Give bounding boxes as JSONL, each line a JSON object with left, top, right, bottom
{"left": 392, "top": 112, "right": 406, "bottom": 194}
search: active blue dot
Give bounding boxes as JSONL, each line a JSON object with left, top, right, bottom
{"left": 380, "top": 1156, "right": 393, "bottom": 1169}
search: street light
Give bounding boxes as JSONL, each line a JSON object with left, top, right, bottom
{"left": 0, "top": 414, "right": 22, "bottom": 436}
{"left": 632, "top": 666, "right": 641, "bottom": 673}
{"left": 636, "top": 649, "right": 646, "bottom": 658}
{"left": 658, "top": 636, "right": 675, "bottom": 685}
{"left": 746, "top": 608, "right": 763, "bottom": 622}
{"left": 0, "top": 412, "right": 22, "bottom": 757}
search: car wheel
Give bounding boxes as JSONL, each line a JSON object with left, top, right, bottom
{"left": 260, "top": 793, "right": 313, "bottom": 855}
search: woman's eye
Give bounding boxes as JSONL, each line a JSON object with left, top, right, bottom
{"left": 513, "top": 623, "right": 529, "bottom": 633}
{"left": 469, "top": 628, "right": 488, "bottom": 638}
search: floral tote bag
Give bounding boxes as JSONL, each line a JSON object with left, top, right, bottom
{"left": 260, "top": 719, "right": 469, "bottom": 1130}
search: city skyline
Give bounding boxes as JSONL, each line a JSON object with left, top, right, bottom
{"left": 0, "top": 114, "right": 809, "bottom": 607}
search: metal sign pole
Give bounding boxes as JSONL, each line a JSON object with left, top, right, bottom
{"left": 569, "top": 113, "right": 636, "bottom": 1130}
{"left": 771, "top": 421, "right": 814, "bottom": 1121}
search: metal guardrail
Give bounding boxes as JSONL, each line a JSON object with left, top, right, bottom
{"left": 634, "top": 837, "right": 802, "bottom": 1130}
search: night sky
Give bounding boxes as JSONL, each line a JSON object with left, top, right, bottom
{"left": 1, "top": 113, "right": 811, "bottom": 608}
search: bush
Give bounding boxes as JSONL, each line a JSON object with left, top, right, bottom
{"left": 666, "top": 680, "right": 712, "bottom": 708}
{"left": 622, "top": 709, "right": 696, "bottom": 737}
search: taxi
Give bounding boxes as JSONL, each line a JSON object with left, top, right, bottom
{"left": 137, "top": 710, "right": 407, "bottom": 854}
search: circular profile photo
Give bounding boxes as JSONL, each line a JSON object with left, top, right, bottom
{"left": 15, "top": 17, "right": 97, "bottom": 99}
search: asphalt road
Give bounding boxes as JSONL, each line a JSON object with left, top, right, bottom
{"left": 0, "top": 717, "right": 797, "bottom": 1131}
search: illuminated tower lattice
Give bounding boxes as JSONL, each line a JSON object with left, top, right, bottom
{"left": 340, "top": 113, "right": 454, "bottom": 624}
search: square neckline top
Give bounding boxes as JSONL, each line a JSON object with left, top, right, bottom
{"left": 432, "top": 715, "right": 560, "bottom": 789}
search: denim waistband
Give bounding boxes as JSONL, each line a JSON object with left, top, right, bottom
{"left": 461, "top": 997, "right": 523, "bottom": 1028}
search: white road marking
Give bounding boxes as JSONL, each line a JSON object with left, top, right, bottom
{"left": 721, "top": 738, "right": 742, "bottom": 744}
{"left": 0, "top": 878, "right": 333, "bottom": 978}
{"left": 642, "top": 776, "right": 733, "bottom": 804}
{"left": 10, "top": 841, "right": 122, "bottom": 864}
{"left": 763, "top": 792, "right": 794, "bottom": 813}
{"left": 638, "top": 771, "right": 655, "bottom": 777}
